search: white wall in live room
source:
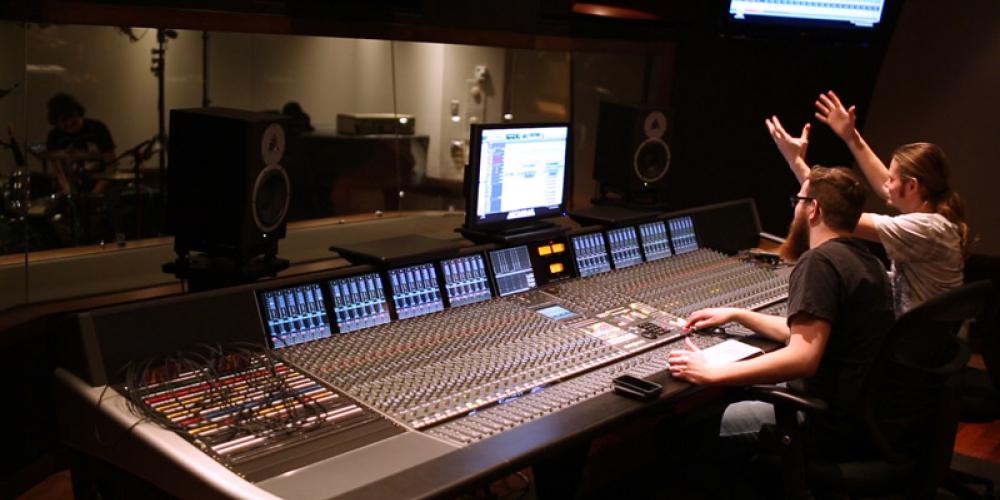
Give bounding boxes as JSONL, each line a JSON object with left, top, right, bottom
{"left": 0, "top": 23, "right": 513, "bottom": 186}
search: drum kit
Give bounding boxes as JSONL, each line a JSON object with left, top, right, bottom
{"left": 2, "top": 136, "right": 157, "bottom": 252}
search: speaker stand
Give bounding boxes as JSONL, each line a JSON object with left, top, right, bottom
{"left": 163, "top": 253, "right": 289, "bottom": 292}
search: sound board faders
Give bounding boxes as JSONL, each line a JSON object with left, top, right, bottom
{"left": 285, "top": 248, "right": 788, "bottom": 438}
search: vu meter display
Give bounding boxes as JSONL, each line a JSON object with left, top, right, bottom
{"left": 668, "top": 216, "right": 699, "bottom": 254}
{"left": 489, "top": 246, "right": 537, "bottom": 296}
{"left": 388, "top": 263, "right": 445, "bottom": 320}
{"left": 607, "top": 226, "right": 643, "bottom": 269}
{"left": 329, "top": 273, "right": 391, "bottom": 333}
{"left": 639, "top": 221, "right": 672, "bottom": 261}
{"left": 261, "top": 284, "right": 331, "bottom": 348}
{"left": 441, "top": 254, "right": 493, "bottom": 307}
{"left": 571, "top": 233, "right": 611, "bottom": 278}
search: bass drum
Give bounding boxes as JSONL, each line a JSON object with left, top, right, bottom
{"left": 4, "top": 170, "right": 61, "bottom": 215}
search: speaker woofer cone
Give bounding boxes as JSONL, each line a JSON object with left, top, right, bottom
{"left": 633, "top": 138, "right": 670, "bottom": 184}
{"left": 252, "top": 164, "right": 290, "bottom": 233}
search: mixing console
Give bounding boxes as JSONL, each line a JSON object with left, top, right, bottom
{"left": 93, "top": 205, "right": 793, "bottom": 494}
{"left": 283, "top": 237, "right": 787, "bottom": 442}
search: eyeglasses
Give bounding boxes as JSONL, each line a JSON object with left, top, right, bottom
{"left": 789, "top": 195, "right": 814, "bottom": 209}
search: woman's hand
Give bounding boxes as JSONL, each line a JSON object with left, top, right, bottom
{"left": 814, "top": 90, "right": 857, "bottom": 142}
{"left": 765, "top": 115, "right": 810, "bottom": 169}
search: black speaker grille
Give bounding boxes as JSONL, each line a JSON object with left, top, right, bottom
{"left": 253, "top": 165, "right": 290, "bottom": 233}
{"left": 634, "top": 139, "right": 670, "bottom": 183}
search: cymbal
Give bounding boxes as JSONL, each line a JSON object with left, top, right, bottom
{"left": 45, "top": 150, "right": 103, "bottom": 161}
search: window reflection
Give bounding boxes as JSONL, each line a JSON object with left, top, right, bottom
{"left": 0, "top": 19, "right": 670, "bottom": 309}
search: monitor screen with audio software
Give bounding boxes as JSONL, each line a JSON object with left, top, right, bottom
{"left": 388, "top": 263, "right": 445, "bottom": 320}
{"left": 441, "top": 254, "right": 493, "bottom": 307}
{"left": 571, "top": 232, "right": 612, "bottom": 278}
{"left": 328, "top": 273, "right": 391, "bottom": 333}
{"left": 607, "top": 226, "right": 643, "bottom": 269}
{"left": 488, "top": 245, "right": 537, "bottom": 297}
{"left": 728, "top": 0, "right": 886, "bottom": 28}
{"left": 638, "top": 220, "right": 672, "bottom": 261}
{"left": 260, "top": 283, "right": 332, "bottom": 348}
{"left": 668, "top": 216, "right": 699, "bottom": 254}
{"left": 465, "top": 123, "right": 570, "bottom": 231}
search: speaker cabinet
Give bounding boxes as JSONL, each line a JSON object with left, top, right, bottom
{"left": 168, "top": 108, "right": 290, "bottom": 261}
{"left": 593, "top": 101, "right": 672, "bottom": 205}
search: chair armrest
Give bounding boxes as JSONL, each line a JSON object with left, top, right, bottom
{"left": 745, "top": 385, "right": 829, "bottom": 414}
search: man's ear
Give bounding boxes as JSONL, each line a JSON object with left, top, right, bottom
{"left": 808, "top": 200, "right": 821, "bottom": 224}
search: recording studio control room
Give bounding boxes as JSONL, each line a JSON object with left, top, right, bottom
{"left": 1, "top": 1, "right": 999, "bottom": 499}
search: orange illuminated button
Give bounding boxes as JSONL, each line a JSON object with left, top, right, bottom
{"left": 549, "top": 263, "right": 565, "bottom": 273}
{"left": 551, "top": 243, "right": 566, "bottom": 253}
{"left": 538, "top": 245, "right": 552, "bottom": 256}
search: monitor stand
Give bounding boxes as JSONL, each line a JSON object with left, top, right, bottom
{"left": 568, "top": 205, "right": 660, "bottom": 228}
{"left": 458, "top": 220, "right": 566, "bottom": 245}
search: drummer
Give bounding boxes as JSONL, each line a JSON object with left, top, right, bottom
{"left": 46, "top": 92, "right": 117, "bottom": 194}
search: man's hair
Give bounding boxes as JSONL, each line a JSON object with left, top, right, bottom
{"left": 807, "top": 166, "right": 866, "bottom": 232}
{"left": 47, "top": 93, "right": 85, "bottom": 126}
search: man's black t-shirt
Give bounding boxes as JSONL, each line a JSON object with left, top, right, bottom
{"left": 785, "top": 237, "right": 894, "bottom": 456}
{"left": 47, "top": 118, "right": 114, "bottom": 154}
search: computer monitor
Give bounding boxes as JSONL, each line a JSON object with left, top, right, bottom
{"left": 668, "top": 216, "right": 699, "bottom": 254}
{"left": 388, "top": 263, "right": 445, "bottom": 320}
{"left": 488, "top": 245, "right": 537, "bottom": 297}
{"left": 465, "top": 123, "right": 570, "bottom": 232}
{"left": 571, "top": 232, "right": 611, "bottom": 278}
{"left": 328, "top": 273, "right": 391, "bottom": 333}
{"left": 607, "top": 226, "right": 643, "bottom": 269}
{"left": 260, "top": 283, "right": 332, "bottom": 348}
{"left": 638, "top": 220, "right": 672, "bottom": 261}
{"left": 441, "top": 254, "right": 493, "bottom": 307}
{"left": 727, "top": 0, "right": 887, "bottom": 29}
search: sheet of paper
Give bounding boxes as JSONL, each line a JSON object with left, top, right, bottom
{"left": 700, "top": 339, "right": 764, "bottom": 366}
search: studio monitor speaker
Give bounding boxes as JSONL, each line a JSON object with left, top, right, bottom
{"left": 593, "top": 101, "right": 672, "bottom": 204}
{"left": 168, "top": 108, "right": 290, "bottom": 262}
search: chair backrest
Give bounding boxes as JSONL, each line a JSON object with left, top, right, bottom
{"left": 862, "top": 280, "right": 994, "bottom": 492}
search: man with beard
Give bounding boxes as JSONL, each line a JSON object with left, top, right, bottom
{"left": 667, "top": 166, "right": 894, "bottom": 461}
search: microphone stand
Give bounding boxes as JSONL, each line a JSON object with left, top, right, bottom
{"left": 152, "top": 29, "right": 177, "bottom": 235}
{"left": 111, "top": 135, "right": 159, "bottom": 239}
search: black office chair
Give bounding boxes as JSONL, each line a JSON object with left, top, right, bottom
{"left": 746, "top": 280, "right": 995, "bottom": 499}
{"left": 947, "top": 276, "right": 1000, "bottom": 499}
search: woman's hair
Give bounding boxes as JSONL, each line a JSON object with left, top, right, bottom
{"left": 892, "top": 142, "right": 969, "bottom": 256}
{"left": 47, "top": 92, "right": 85, "bottom": 126}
